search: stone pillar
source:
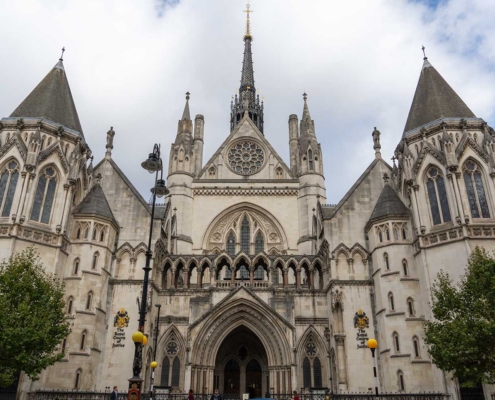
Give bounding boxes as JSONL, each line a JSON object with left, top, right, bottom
{"left": 171, "top": 267, "right": 177, "bottom": 288}
{"left": 210, "top": 265, "right": 217, "bottom": 287}
{"left": 184, "top": 268, "right": 190, "bottom": 288}
{"left": 296, "top": 269, "right": 301, "bottom": 288}
{"left": 198, "top": 268, "right": 203, "bottom": 288}
{"left": 230, "top": 266, "right": 236, "bottom": 286}
{"left": 19, "top": 172, "right": 36, "bottom": 218}
{"left": 309, "top": 268, "right": 314, "bottom": 289}
{"left": 454, "top": 172, "right": 469, "bottom": 224}
{"left": 249, "top": 265, "right": 255, "bottom": 285}
{"left": 58, "top": 183, "right": 72, "bottom": 233}
{"left": 335, "top": 336, "right": 347, "bottom": 386}
{"left": 283, "top": 268, "right": 288, "bottom": 287}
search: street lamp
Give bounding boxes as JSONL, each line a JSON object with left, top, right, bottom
{"left": 367, "top": 338, "right": 379, "bottom": 396}
{"left": 150, "top": 304, "right": 162, "bottom": 400}
{"left": 128, "top": 144, "right": 169, "bottom": 400}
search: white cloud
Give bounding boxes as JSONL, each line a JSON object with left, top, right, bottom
{"left": 0, "top": 0, "right": 494, "bottom": 204}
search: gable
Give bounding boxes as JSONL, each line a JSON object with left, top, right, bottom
{"left": 198, "top": 115, "right": 293, "bottom": 180}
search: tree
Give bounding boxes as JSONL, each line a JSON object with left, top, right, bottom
{"left": 0, "top": 248, "right": 71, "bottom": 388}
{"left": 424, "top": 246, "right": 495, "bottom": 387}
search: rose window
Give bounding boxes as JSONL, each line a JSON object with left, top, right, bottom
{"left": 166, "top": 341, "right": 178, "bottom": 356}
{"left": 227, "top": 141, "right": 265, "bottom": 175}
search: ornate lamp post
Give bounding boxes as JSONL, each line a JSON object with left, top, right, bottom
{"left": 367, "top": 338, "right": 379, "bottom": 396}
{"left": 150, "top": 304, "right": 162, "bottom": 400}
{"left": 128, "top": 144, "right": 169, "bottom": 400}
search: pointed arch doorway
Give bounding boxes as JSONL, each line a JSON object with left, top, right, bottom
{"left": 214, "top": 326, "right": 268, "bottom": 399}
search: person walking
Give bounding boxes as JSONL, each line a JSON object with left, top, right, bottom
{"left": 293, "top": 391, "right": 300, "bottom": 400}
{"left": 188, "top": 390, "right": 195, "bottom": 400}
{"left": 111, "top": 387, "right": 118, "bottom": 400}
{"left": 210, "top": 389, "right": 222, "bottom": 400}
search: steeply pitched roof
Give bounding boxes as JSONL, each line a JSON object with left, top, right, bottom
{"left": 10, "top": 60, "right": 84, "bottom": 136}
{"left": 403, "top": 58, "right": 475, "bottom": 136}
{"left": 73, "top": 183, "right": 117, "bottom": 222}
{"left": 368, "top": 184, "right": 409, "bottom": 224}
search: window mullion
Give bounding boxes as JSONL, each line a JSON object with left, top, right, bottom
{"left": 0, "top": 172, "right": 11, "bottom": 213}
{"left": 471, "top": 173, "right": 482, "bottom": 216}
{"left": 39, "top": 177, "right": 49, "bottom": 221}
{"left": 434, "top": 180, "right": 443, "bottom": 223}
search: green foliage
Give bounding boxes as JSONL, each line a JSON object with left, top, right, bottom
{"left": 424, "top": 246, "right": 495, "bottom": 387}
{"left": 0, "top": 248, "right": 71, "bottom": 388}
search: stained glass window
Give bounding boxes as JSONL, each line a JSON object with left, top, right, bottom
{"left": 241, "top": 215, "right": 250, "bottom": 253}
{"left": 226, "top": 232, "right": 236, "bottom": 256}
{"left": 426, "top": 167, "right": 451, "bottom": 225}
{"left": 161, "top": 357, "right": 170, "bottom": 385}
{"left": 30, "top": 167, "right": 57, "bottom": 224}
{"left": 0, "top": 161, "right": 19, "bottom": 217}
{"left": 171, "top": 357, "right": 180, "bottom": 387}
{"left": 255, "top": 231, "right": 264, "bottom": 253}
{"left": 303, "top": 357, "right": 311, "bottom": 388}
{"left": 464, "top": 162, "right": 490, "bottom": 219}
{"left": 314, "top": 357, "right": 322, "bottom": 387}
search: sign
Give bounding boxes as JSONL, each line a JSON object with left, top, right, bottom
{"left": 353, "top": 309, "right": 370, "bottom": 349}
{"left": 112, "top": 308, "right": 129, "bottom": 348}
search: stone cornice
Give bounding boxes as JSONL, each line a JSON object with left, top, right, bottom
{"left": 193, "top": 188, "right": 298, "bottom": 196}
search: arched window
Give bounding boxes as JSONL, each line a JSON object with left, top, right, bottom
{"left": 254, "top": 231, "right": 264, "bottom": 254}
{"left": 226, "top": 231, "right": 236, "bottom": 256}
{"left": 314, "top": 357, "right": 322, "bottom": 387}
{"left": 73, "top": 259, "right": 80, "bottom": 275}
{"left": 397, "top": 370, "right": 405, "bottom": 391}
{"left": 241, "top": 215, "right": 250, "bottom": 253}
{"left": 393, "top": 332, "right": 400, "bottom": 352}
{"left": 393, "top": 227, "right": 399, "bottom": 240}
{"left": 413, "top": 336, "right": 421, "bottom": 358}
{"left": 75, "top": 369, "right": 82, "bottom": 389}
{"left": 67, "top": 297, "right": 74, "bottom": 314}
{"left": 171, "top": 357, "right": 180, "bottom": 387}
{"left": 407, "top": 298, "right": 415, "bottom": 316}
{"left": 100, "top": 230, "right": 105, "bottom": 242}
{"left": 80, "top": 331, "right": 87, "bottom": 351}
{"left": 388, "top": 292, "right": 395, "bottom": 311}
{"left": 378, "top": 231, "right": 383, "bottom": 242}
{"left": 0, "top": 161, "right": 19, "bottom": 217}
{"left": 92, "top": 253, "right": 98, "bottom": 270}
{"left": 161, "top": 357, "right": 170, "bottom": 385}
{"left": 30, "top": 167, "right": 57, "bottom": 224}
{"left": 426, "top": 166, "right": 452, "bottom": 225}
{"left": 308, "top": 149, "right": 314, "bottom": 171}
{"left": 384, "top": 253, "right": 390, "bottom": 270}
{"left": 303, "top": 357, "right": 311, "bottom": 388}
{"left": 385, "top": 228, "right": 390, "bottom": 241}
{"left": 402, "top": 227, "right": 407, "bottom": 240}
{"left": 86, "top": 291, "right": 93, "bottom": 310}
{"left": 402, "top": 260, "right": 408, "bottom": 276}
{"left": 61, "top": 338, "right": 67, "bottom": 355}
{"left": 84, "top": 228, "right": 89, "bottom": 239}
{"left": 276, "top": 167, "right": 283, "bottom": 179}
{"left": 463, "top": 161, "right": 490, "bottom": 219}
{"left": 92, "top": 229, "right": 97, "bottom": 240}
{"left": 76, "top": 228, "right": 81, "bottom": 239}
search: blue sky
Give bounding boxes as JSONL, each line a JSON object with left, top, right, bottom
{"left": 0, "top": 0, "right": 494, "bottom": 204}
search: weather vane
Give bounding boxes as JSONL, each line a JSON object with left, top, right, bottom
{"left": 60, "top": 47, "right": 65, "bottom": 61}
{"left": 244, "top": 1, "right": 252, "bottom": 38}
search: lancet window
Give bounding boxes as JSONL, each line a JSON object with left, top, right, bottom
{"left": 426, "top": 166, "right": 451, "bottom": 225}
{"left": 254, "top": 231, "right": 264, "bottom": 253}
{"left": 30, "top": 166, "right": 57, "bottom": 224}
{"left": 241, "top": 215, "right": 250, "bottom": 253}
{"left": 0, "top": 160, "right": 19, "bottom": 217}
{"left": 308, "top": 149, "right": 314, "bottom": 171}
{"left": 302, "top": 336, "right": 323, "bottom": 388}
{"left": 463, "top": 161, "right": 490, "bottom": 219}
{"left": 161, "top": 336, "right": 181, "bottom": 388}
{"left": 226, "top": 231, "right": 236, "bottom": 256}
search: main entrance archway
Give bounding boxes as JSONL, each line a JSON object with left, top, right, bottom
{"left": 215, "top": 326, "right": 268, "bottom": 398}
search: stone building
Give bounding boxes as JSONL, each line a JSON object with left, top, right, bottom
{"left": 1, "top": 6, "right": 494, "bottom": 400}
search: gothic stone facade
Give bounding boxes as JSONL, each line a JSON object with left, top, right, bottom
{"left": 1, "top": 22, "right": 495, "bottom": 400}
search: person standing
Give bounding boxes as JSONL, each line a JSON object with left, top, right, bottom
{"left": 188, "top": 390, "right": 195, "bottom": 400}
{"left": 210, "top": 389, "right": 222, "bottom": 400}
{"left": 293, "top": 391, "right": 300, "bottom": 400}
{"left": 111, "top": 387, "right": 118, "bottom": 400}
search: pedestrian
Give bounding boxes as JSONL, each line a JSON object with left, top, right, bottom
{"left": 210, "top": 389, "right": 222, "bottom": 400}
{"left": 188, "top": 390, "right": 195, "bottom": 400}
{"left": 293, "top": 391, "right": 300, "bottom": 400}
{"left": 111, "top": 386, "right": 118, "bottom": 400}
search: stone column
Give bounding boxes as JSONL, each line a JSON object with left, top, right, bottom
{"left": 295, "top": 269, "right": 301, "bottom": 288}
{"left": 210, "top": 265, "right": 217, "bottom": 287}
{"left": 283, "top": 268, "right": 288, "bottom": 287}
{"left": 230, "top": 265, "right": 236, "bottom": 286}
{"left": 454, "top": 172, "right": 469, "bottom": 224}
{"left": 171, "top": 267, "right": 177, "bottom": 288}
{"left": 183, "top": 268, "right": 190, "bottom": 288}
{"left": 309, "top": 268, "right": 314, "bottom": 289}
{"left": 249, "top": 265, "right": 255, "bottom": 285}
{"left": 447, "top": 172, "right": 463, "bottom": 224}
{"left": 59, "top": 183, "right": 73, "bottom": 233}
{"left": 198, "top": 268, "right": 203, "bottom": 288}
{"left": 335, "top": 336, "right": 347, "bottom": 386}
{"left": 19, "top": 172, "right": 36, "bottom": 219}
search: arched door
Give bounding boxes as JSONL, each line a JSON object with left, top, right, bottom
{"left": 224, "top": 359, "right": 240, "bottom": 395}
{"left": 246, "top": 359, "right": 262, "bottom": 398}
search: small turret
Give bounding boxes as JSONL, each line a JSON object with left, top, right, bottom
{"left": 169, "top": 93, "right": 195, "bottom": 176}
{"left": 299, "top": 93, "right": 323, "bottom": 175}
{"left": 288, "top": 114, "right": 299, "bottom": 174}
{"left": 193, "top": 114, "right": 205, "bottom": 177}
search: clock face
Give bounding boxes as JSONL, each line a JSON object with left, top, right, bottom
{"left": 305, "top": 342, "right": 317, "bottom": 357}
{"left": 167, "top": 342, "right": 178, "bottom": 356}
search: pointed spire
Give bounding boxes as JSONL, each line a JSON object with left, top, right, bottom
{"left": 182, "top": 92, "right": 191, "bottom": 120}
{"left": 302, "top": 92, "right": 311, "bottom": 122}
{"left": 369, "top": 183, "right": 409, "bottom": 224}
{"left": 403, "top": 54, "right": 476, "bottom": 136}
{"left": 10, "top": 51, "right": 84, "bottom": 136}
{"left": 73, "top": 180, "right": 117, "bottom": 223}
{"left": 300, "top": 93, "right": 315, "bottom": 138}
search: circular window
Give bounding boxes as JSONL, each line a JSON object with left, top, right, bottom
{"left": 227, "top": 141, "right": 265, "bottom": 175}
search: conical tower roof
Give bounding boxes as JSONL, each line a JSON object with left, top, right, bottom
{"left": 369, "top": 184, "right": 409, "bottom": 224}
{"left": 403, "top": 58, "right": 475, "bottom": 136}
{"left": 10, "top": 58, "right": 84, "bottom": 136}
{"left": 73, "top": 182, "right": 116, "bottom": 222}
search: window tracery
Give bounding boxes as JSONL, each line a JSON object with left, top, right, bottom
{"left": 301, "top": 334, "right": 322, "bottom": 388}
{"left": 0, "top": 160, "right": 19, "bottom": 217}
{"left": 426, "top": 166, "right": 451, "bottom": 225}
{"left": 227, "top": 141, "right": 265, "bottom": 175}
{"left": 463, "top": 161, "right": 490, "bottom": 218}
{"left": 30, "top": 167, "right": 57, "bottom": 224}
{"left": 161, "top": 334, "right": 181, "bottom": 388}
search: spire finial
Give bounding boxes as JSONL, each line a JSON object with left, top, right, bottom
{"left": 422, "top": 45, "right": 427, "bottom": 60}
{"left": 186, "top": 92, "right": 190, "bottom": 101}
{"left": 60, "top": 47, "right": 65, "bottom": 61}
{"left": 303, "top": 92, "right": 308, "bottom": 102}
{"left": 244, "top": 1, "right": 252, "bottom": 40}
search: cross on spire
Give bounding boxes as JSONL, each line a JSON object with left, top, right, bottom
{"left": 391, "top": 155, "right": 397, "bottom": 166}
{"left": 422, "top": 45, "right": 427, "bottom": 60}
{"left": 244, "top": 1, "right": 252, "bottom": 39}
{"left": 60, "top": 47, "right": 65, "bottom": 61}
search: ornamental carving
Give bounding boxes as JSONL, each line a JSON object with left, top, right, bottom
{"left": 113, "top": 308, "right": 130, "bottom": 328}
{"left": 226, "top": 141, "right": 265, "bottom": 175}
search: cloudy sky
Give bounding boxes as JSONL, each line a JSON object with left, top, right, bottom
{"left": 0, "top": 0, "right": 494, "bottom": 204}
